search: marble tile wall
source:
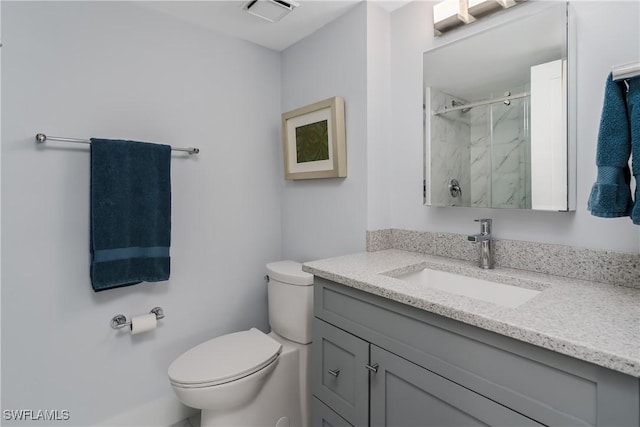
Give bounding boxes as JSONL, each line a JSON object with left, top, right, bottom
{"left": 469, "top": 94, "right": 531, "bottom": 209}
{"left": 366, "top": 229, "right": 640, "bottom": 289}
{"left": 490, "top": 98, "right": 531, "bottom": 209}
{"left": 428, "top": 88, "right": 471, "bottom": 206}
{"left": 469, "top": 105, "right": 491, "bottom": 207}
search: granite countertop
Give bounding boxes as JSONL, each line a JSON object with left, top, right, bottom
{"left": 303, "top": 249, "right": 640, "bottom": 378}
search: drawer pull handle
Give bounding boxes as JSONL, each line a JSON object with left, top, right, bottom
{"left": 365, "top": 363, "right": 379, "bottom": 373}
{"left": 327, "top": 368, "right": 341, "bottom": 377}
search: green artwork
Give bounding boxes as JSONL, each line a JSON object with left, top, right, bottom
{"left": 295, "top": 120, "right": 329, "bottom": 163}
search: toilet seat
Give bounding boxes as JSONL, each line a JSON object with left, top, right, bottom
{"left": 168, "top": 328, "right": 282, "bottom": 389}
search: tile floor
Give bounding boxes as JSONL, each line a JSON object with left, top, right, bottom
{"left": 169, "top": 413, "right": 200, "bottom": 427}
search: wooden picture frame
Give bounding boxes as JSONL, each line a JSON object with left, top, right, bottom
{"left": 282, "top": 96, "right": 346, "bottom": 180}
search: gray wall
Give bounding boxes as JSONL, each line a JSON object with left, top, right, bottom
{"left": 366, "top": 3, "right": 392, "bottom": 231}
{"left": 280, "top": 2, "right": 368, "bottom": 262}
{"left": 1, "top": 2, "right": 282, "bottom": 425}
{"left": 383, "top": 0, "right": 640, "bottom": 253}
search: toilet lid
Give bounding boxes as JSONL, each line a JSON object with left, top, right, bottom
{"left": 266, "top": 261, "right": 313, "bottom": 286}
{"left": 168, "top": 328, "right": 282, "bottom": 387}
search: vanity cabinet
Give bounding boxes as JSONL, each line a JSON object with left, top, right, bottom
{"left": 312, "top": 277, "right": 640, "bottom": 427}
{"left": 314, "top": 318, "right": 541, "bottom": 426}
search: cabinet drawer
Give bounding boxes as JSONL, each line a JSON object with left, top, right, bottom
{"left": 313, "top": 319, "right": 368, "bottom": 426}
{"left": 313, "top": 397, "right": 353, "bottom": 427}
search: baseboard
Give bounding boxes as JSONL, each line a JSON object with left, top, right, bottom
{"left": 96, "top": 394, "right": 198, "bottom": 427}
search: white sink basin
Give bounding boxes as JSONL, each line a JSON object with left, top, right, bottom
{"left": 395, "top": 268, "right": 540, "bottom": 308}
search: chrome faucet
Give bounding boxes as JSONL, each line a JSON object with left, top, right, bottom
{"left": 468, "top": 219, "right": 494, "bottom": 269}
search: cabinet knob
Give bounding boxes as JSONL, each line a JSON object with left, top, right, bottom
{"left": 327, "top": 368, "right": 340, "bottom": 377}
{"left": 365, "top": 363, "right": 379, "bottom": 373}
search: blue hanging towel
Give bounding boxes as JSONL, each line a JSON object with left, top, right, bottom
{"left": 628, "top": 77, "right": 640, "bottom": 224}
{"left": 587, "top": 73, "right": 633, "bottom": 218}
{"left": 90, "top": 138, "right": 171, "bottom": 291}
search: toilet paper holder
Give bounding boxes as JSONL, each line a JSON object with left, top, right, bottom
{"left": 110, "top": 307, "right": 165, "bottom": 329}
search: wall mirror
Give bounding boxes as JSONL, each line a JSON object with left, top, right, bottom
{"left": 423, "top": 2, "right": 575, "bottom": 211}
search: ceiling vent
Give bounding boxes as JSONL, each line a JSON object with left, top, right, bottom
{"left": 243, "top": 0, "right": 299, "bottom": 23}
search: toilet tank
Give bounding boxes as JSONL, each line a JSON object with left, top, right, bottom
{"left": 266, "top": 261, "right": 314, "bottom": 344}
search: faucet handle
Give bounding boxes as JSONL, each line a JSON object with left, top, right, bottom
{"left": 474, "top": 218, "right": 492, "bottom": 224}
{"left": 474, "top": 218, "right": 492, "bottom": 233}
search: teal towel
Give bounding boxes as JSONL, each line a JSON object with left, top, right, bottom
{"left": 588, "top": 73, "right": 633, "bottom": 218}
{"left": 628, "top": 77, "right": 640, "bottom": 224}
{"left": 90, "top": 138, "right": 172, "bottom": 291}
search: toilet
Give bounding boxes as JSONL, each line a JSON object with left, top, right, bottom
{"left": 168, "top": 261, "right": 314, "bottom": 427}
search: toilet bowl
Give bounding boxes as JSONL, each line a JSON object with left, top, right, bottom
{"left": 168, "top": 261, "right": 313, "bottom": 427}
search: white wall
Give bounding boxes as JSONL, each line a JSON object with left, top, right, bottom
{"left": 1, "top": 2, "right": 282, "bottom": 425}
{"left": 366, "top": 3, "right": 392, "bottom": 230}
{"left": 386, "top": 0, "right": 640, "bottom": 253}
{"left": 280, "top": 3, "right": 369, "bottom": 261}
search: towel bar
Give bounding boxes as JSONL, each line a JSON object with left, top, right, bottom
{"left": 111, "top": 307, "right": 165, "bottom": 329}
{"left": 36, "top": 133, "right": 200, "bottom": 155}
{"left": 612, "top": 61, "right": 640, "bottom": 81}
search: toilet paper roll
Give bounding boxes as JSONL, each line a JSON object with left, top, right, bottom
{"left": 130, "top": 313, "right": 157, "bottom": 335}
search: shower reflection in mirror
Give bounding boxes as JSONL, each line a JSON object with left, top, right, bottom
{"left": 423, "top": 2, "right": 572, "bottom": 211}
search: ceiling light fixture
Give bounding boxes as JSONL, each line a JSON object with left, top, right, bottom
{"left": 433, "top": 0, "right": 521, "bottom": 36}
{"left": 243, "top": 0, "right": 300, "bottom": 23}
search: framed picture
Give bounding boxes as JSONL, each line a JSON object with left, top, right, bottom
{"left": 282, "top": 96, "right": 346, "bottom": 180}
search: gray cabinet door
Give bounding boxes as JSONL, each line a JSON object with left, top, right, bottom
{"left": 369, "top": 345, "right": 543, "bottom": 427}
{"left": 313, "top": 319, "right": 369, "bottom": 426}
